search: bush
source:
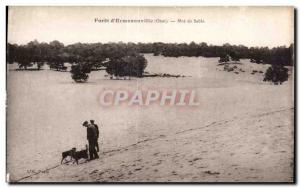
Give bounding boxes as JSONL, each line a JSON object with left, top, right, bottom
{"left": 37, "top": 62, "right": 44, "bottom": 70}
{"left": 49, "top": 62, "right": 67, "bottom": 71}
{"left": 263, "top": 65, "right": 289, "bottom": 84}
{"left": 219, "top": 54, "right": 230, "bottom": 63}
{"left": 18, "top": 61, "right": 33, "bottom": 70}
{"left": 70, "top": 63, "right": 92, "bottom": 82}
{"left": 106, "top": 54, "right": 147, "bottom": 78}
{"left": 153, "top": 51, "right": 160, "bottom": 56}
{"left": 231, "top": 56, "right": 240, "bottom": 61}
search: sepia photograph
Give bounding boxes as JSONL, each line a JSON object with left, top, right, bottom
{"left": 6, "top": 6, "right": 295, "bottom": 183}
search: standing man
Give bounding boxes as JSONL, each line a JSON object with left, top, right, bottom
{"left": 90, "top": 120, "right": 100, "bottom": 152}
{"left": 82, "top": 121, "right": 99, "bottom": 160}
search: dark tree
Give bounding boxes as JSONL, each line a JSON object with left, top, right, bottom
{"left": 70, "top": 63, "right": 92, "bottom": 82}
{"left": 219, "top": 54, "right": 230, "bottom": 63}
{"left": 7, "top": 43, "right": 18, "bottom": 64}
{"left": 106, "top": 54, "right": 147, "bottom": 78}
{"left": 263, "top": 65, "right": 289, "bottom": 84}
{"left": 15, "top": 45, "right": 33, "bottom": 70}
{"left": 229, "top": 51, "right": 240, "bottom": 61}
{"left": 47, "top": 40, "right": 66, "bottom": 70}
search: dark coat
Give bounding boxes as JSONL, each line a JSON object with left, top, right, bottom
{"left": 87, "top": 124, "right": 97, "bottom": 141}
{"left": 94, "top": 124, "right": 99, "bottom": 139}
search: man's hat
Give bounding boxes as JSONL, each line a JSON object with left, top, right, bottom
{"left": 90, "top": 120, "right": 95, "bottom": 123}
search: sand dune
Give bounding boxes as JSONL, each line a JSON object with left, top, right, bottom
{"left": 20, "top": 107, "right": 294, "bottom": 182}
{"left": 7, "top": 54, "right": 294, "bottom": 182}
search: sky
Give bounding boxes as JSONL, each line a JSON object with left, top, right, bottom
{"left": 7, "top": 6, "right": 294, "bottom": 48}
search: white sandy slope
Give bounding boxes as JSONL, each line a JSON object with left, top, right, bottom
{"left": 7, "top": 54, "right": 294, "bottom": 182}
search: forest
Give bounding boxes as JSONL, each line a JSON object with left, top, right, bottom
{"left": 6, "top": 40, "right": 294, "bottom": 82}
{"left": 7, "top": 40, "right": 294, "bottom": 67}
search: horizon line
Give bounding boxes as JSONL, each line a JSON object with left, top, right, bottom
{"left": 7, "top": 39, "right": 294, "bottom": 49}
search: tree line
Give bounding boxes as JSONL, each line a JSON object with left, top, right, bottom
{"left": 7, "top": 40, "right": 293, "bottom": 83}
{"left": 139, "top": 42, "right": 293, "bottom": 66}
{"left": 7, "top": 40, "right": 294, "bottom": 68}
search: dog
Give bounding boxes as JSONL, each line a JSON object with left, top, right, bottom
{"left": 61, "top": 148, "right": 76, "bottom": 164}
{"left": 73, "top": 145, "right": 89, "bottom": 164}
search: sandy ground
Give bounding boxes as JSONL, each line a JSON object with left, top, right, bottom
{"left": 7, "top": 54, "right": 294, "bottom": 182}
